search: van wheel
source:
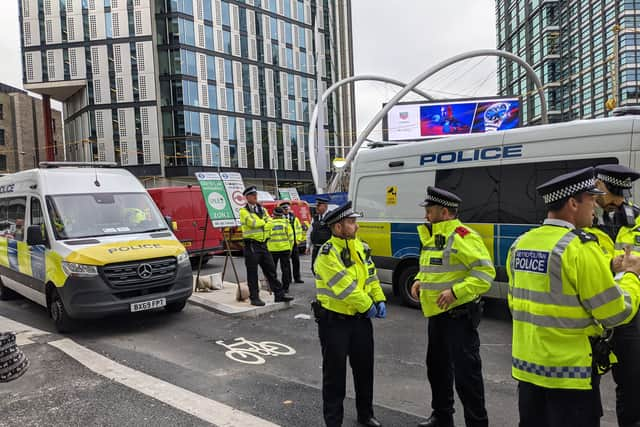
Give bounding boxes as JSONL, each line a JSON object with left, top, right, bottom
{"left": 49, "top": 291, "right": 74, "bottom": 333}
{"left": 165, "top": 300, "right": 187, "bottom": 313}
{"left": 397, "top": 265, "right": 420, "bottom": 308}
{"left": 0, "top": 280, "right": 17, "bottom": 301}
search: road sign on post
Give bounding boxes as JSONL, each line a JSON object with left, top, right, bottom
{"left": 195, "top": 172, "right": 239, "bottom": 227}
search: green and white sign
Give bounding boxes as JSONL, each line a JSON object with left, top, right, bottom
{"left": 195, "top": 172, "right": 238, "bottom": 227}
{"left": 278, "top": 187, "right": 300, "bottom": 201}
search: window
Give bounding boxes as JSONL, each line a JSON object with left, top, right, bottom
{"left": 0, "top": 129, "right": 5, "bottom": 146}
{"left": 0, "top": 197, "right": 26, "bottom": 240}
{"left": 31, "top": 197, "right": 44, "bottom": 226}
{"left": 435, "top": 157, "right": 618, "bottom": 224}
{"left": 0, "top": 104, "right": 4, "bottom": 120}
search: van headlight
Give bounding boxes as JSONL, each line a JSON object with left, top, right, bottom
{"left": 177, "top": 251, "right": 190, "bottom": 265}
{"left": 62, "top": 261, "right": 98, "bottom": 277}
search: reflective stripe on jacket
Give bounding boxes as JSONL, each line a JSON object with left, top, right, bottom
{"left": 267, "top": 218, "right": 294, "bottom": 252}
{"left": 415, "top": 219, "right": 495, "bottom": 318}
{"left": 314, "top": 236, "right": 386, "bottom": 315}
{"left": 614, "top": 215, "right": 640, "bottom": 255}
{"left": 240, "top": 206, "right": 272, "bottom": 243}
{"left": 507, "top": 221, "right": 640, "bottom": 390}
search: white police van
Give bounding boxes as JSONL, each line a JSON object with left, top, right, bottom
{"left": 351, "top": 116, "right": 640, "bottom": 307}
{"left": 0, "top": 162, "right": 193, "bottom": 331}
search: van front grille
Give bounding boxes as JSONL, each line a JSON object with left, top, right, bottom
{"left": 101, "top": 257, "right": 177, "bottom": 289}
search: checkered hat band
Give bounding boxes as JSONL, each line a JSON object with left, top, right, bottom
{"left": 597, "top": 173, "right": 633, "bottom": 189}
{"left": 542, "top": 178, "right": 595, "bottom": 204}
{"left": 426, "top": 195, "right": 459, "bottom": 208}
{"left": 332, "top": 209, "right": 355, "bottom": 223}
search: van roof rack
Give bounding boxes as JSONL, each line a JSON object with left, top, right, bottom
{"left": 39, "top": 161, "right": 118, "bottom": 168}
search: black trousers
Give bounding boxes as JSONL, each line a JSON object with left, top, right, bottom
{"left": 318, "top": 314, "right": 374, "bottom": 427}
{"left": 311, "top": 244, "right": 321, "bottom": 274}
{"left": 290, "top": 244, "right": 301, "bottom": 281}
{"left": 518, "top": 376, "right": 602, "bottom": 427}
{"left": 612, "top": 313, "right": 640, "bottom": 426}
{"left": 243, "top": 240, "right": 283, "bottom": 300}
{"left": 271, "top": 250, "right": 291, "bottom": 292}
{"left": 427, "top": 311, "right": 488, "bottom": 427}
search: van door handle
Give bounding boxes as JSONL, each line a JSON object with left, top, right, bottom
{"left": 389, "top": 161, "right": 404, "bottom": 168}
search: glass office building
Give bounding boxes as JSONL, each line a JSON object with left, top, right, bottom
{"left": 19, "top": 0, "right": 355, "bottom": 188}
{"left": 496, "top": 0, "right": 640, "bottom": 125}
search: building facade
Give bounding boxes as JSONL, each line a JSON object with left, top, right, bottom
{"left": 496, "top": 0, "right": 639, "bottom": 125}
{"left": 19, "top": 0, "right": 355, "bottom": 191}
{"left": 0, "top": 83, "right": 63, "bottom": 173}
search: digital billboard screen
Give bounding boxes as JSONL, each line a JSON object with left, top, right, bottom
{"left": 384, "top": 97, "right": 520, "bottom": 141}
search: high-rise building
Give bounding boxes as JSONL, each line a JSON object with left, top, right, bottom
{"left": 0, "top": 83, "right": 63, "bottom": 173}
{"left": 18, "top": 0, "right": 355, "bottom": 191}
{"left": 496, "top": 1, "right": 638, "bottom": 126}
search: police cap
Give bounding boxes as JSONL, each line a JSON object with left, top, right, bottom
{"left": 316, "top": 196, "right": 330, "bottom": 205}
{"left": 273, "top": 206, "right": 285, "bottom": 216}
{"left": 595, "top": 164, "right": 640, "bottom": 195}
{"left": 419, "top": 186, "right": 462, "bottom": 208}
{"left": 243, "top": 186, "right": 258, "bottom": 196}
{"left": 279, "top": 201, "right": 291, "bottom": 209}
{"left": 323, "top": 201, "right": 362, "bottom": 225}
{"left": 537, "top": 167, "right": 605, "bottom": 205}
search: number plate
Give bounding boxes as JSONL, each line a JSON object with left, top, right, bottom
{"left": 130, "top": 298, "right": 166, "bottom": 312}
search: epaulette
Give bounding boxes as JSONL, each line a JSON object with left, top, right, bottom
{"left": 572, "top": 228, "right": 598, "bottom": 244}
{"left": 455, "top": 226, "right": 470, "bottom": 238}
{"left": 321, "top": 242, "right": 333, "bottom": 255}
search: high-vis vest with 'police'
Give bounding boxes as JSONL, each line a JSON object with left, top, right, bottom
{"left": 416, "top": 219, "right": 495, "bottom": 317}
{"left": 507, "top": 220, "right": 640, "bottom": 390}
{"left": 267, "top": 217, "right": 293, "bottom": 252}
{"left": 240, "top": 205, "right": 272, "bottom": 243}
{"left": 314, "top": 236, "right": 386, "bottom": 316}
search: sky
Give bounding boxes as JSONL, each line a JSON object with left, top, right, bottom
{"left": 0, "top": 0, "right": 498, "bottom": 131}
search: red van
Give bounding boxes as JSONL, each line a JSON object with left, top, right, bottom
{"left": 148, "top": 186, "right": 224, "bottom": 266}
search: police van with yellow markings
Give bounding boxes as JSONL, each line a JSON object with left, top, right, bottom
{"left": 0, "top": 162, "right": 193, "bottom": 331}
{"left": 351, "top": 116, "right": 640, "bottom": 307}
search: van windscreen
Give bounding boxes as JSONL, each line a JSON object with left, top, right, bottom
{"left": 46, "top": 193, "right": 168, "bottom": 240}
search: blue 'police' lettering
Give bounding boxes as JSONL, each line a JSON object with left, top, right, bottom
{"left": 513, "top": 250, "right": 549, "bottom": 274}
{"left": 419, "top": 144, "right": 524, "bottom": 166}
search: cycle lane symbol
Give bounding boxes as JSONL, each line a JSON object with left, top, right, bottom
{"left": 216, "top": 337, "right": 296, "bottom": 365}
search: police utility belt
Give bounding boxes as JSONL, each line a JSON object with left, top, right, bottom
{"left": 311, "top": 300, "right": 367, "bottom": 322}
{"left": 442, "top": 299, "right": 484, "bottom": 327}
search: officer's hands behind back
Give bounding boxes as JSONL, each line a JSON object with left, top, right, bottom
{"left": 365, "top": 304, "right": 378, "bottom": 319}
{"left": 375, "top": 302, "right": 386, "bottom": 318}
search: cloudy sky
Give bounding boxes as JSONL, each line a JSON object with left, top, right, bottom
{"left": 0, "top": 0, "right": 497, "bottom": 133}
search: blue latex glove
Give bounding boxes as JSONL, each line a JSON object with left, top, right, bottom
{"left": 365, "top": 304, "right": 378, "bottom": 319}
{"left": 376, "top": 302, "right": 386, "bottom": 319}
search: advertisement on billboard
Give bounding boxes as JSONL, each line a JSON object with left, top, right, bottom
{"left": 384, "top": 97, "right": 520, "bottom": 141}
{"left": 195, "top": 172, "right": 246, "bottom": 227}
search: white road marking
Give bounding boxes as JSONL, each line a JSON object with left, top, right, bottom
{"left": 0, "top": 315, "right": 50, "bottom": 345}
{"left": 49, "top": 338, "right": 279, "bottom": 427}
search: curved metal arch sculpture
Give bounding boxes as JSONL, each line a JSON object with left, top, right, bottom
{"left": 327, "top": 49, "right": 548, "bottom": 193}
{"left": 308, "top": 75, "right": 434, "bottom": 193}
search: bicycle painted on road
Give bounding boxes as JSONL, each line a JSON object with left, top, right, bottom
{"left": 216, "top": 337, "right": 296, "bottom": 364}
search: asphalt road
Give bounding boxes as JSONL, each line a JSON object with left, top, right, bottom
{"left": 0, "top": 253, "right": 619, "bottom": 426}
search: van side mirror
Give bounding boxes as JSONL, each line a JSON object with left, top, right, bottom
{"left": 171, "top": 221, "right": 178, "bottom": 231}
{"left": 26, "top": 225, "right": 45, "bottom": 246}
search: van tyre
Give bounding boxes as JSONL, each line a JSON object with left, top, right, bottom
{"left": 398, "top": 264, "right": 420, "bottom": 308}
{"left": 165, "top": 299, "right": 187, "bottom": 313}
{"left": 0, "top": 280, "right": 17, "bottom": 301}
{"left": 50, "top": 292, "right": 74, "bottom": 333}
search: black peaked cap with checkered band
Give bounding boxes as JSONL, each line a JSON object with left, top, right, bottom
{"left": 419, "top": 186, "right": 462, "bottom": 208}
{"left": 537, "top": 167, "right": 605, "bottom": 205}
{"left": 595, "top": 164, "right": 640, "bottom": 192}
{"left": 323, "top": 201, "right": 363, "bottom": 225}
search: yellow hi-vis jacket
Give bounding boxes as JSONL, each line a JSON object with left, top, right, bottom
{"left": 584, "top": 226, "right": 615, "bottom": 260}
{"left": 240, "top": 205, "right": 272, "bottom": 243}
{"left": 614, "top": 214, "right": 640, "bottom": 256}
{"left": 289, "top": 215, "right": 306, "bottom": 245}
{"left": 415, "top": 219, "right": 495, "bottom": 318}
{"left": 315, "top": 236, "right": 386, "bottom": 315}
{"left": 507, "top": 219, "right": 640, "bottom": 390}
{"left": 268, "top": 217, "right": 294, "bottom": 252}
{"left": 362, "top": 242, "right": 381, "bottom": 290}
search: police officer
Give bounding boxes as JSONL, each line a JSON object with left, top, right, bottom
{"left": 506, "top": 167, "right": 640, "bottom": 427}
{"left": 240, "top": 186, "right": 293, "bottom": 306}
{"left": 410, "top": 186, "right": 494, "bottom": 427}
{"left": 307, "top": 197, "right": 332, "bottom": 271}
{"left": 313, "top": 201, "right": 386, "bottom": 427}
{"left": 268, "top": 206, "right": 294, "bottom": 294}
{"left": 588, "top": 164, "right": 640, "bottom": 427}
{"left": 280, "top": 202, "right": 305, "bottom": 284}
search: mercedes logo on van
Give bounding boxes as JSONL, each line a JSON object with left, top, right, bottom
{"left": 137, "top": 263, "right": 153, "bottom": 279}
